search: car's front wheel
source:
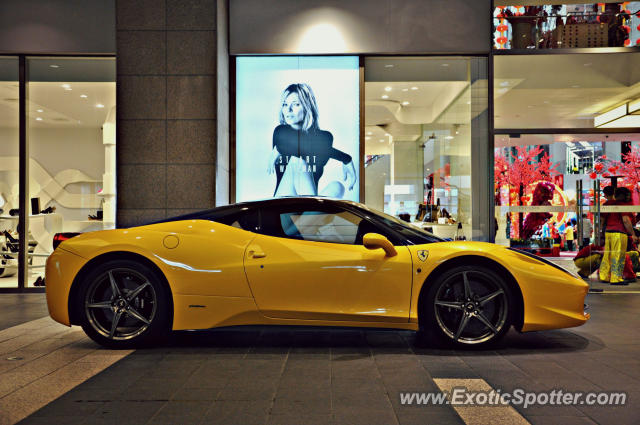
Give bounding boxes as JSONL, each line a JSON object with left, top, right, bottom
{"left": 421, "top": 265, "right": 514, "bottom": 348}
{"left": 77, "top": 259, "right": 171, "bottom": 349}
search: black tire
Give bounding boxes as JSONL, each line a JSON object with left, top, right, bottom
{"left": 77, "top": 259, "right": 171, "bottom": 349}
{"left": 420, "top": 265, "right": 515, "bottom": 349}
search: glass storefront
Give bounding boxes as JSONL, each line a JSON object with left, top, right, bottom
{"left": 0, "top": 56, "right": 115, "bottom": 289}
{"left": 364, "top": 57, "right": 488, "bottom": 240}
{"left": 0, "top": 57, "right": 19, "bottom": 288}
{"left": 494, "top": 2, "right": 640, "bottom": 50}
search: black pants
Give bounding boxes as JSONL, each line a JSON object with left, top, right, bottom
{"left": 566, "top": 240, "right": 573, "bottom": 251}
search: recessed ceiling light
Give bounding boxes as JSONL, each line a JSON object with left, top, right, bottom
{"left": 36, "top": 109, "right": 43, "bottom": 113}
{"left": 411, "top": 87, "right": 418, "bottom": 90}
{"left": 527, "top": 105, "right": 534, "bottom": 108}
{"left": 384, "top": 64, "right": 394, "bottom": 68}
{"left": 500, "top": 81, "right": 510, "bottom": 87}
{"left": 402, "top": 101, "right": 410, "bottom": 105}
{"left": 584, "top": 63, "right": 592, "bottom": 66}
{"left": 379, "top": 139, "right": 385, "bottom": 142}
{"left": 385, "top": 133, "right": 390, "bottom": 136}
{"left": 445, "top": 136, "right": 454, "bottom": 140}
{"left": 365, "top": 136, "right": 371, "bottom": 140}
{"left": 366, "top": 131, "right": 372, "bottom": 135}
{"left": 61, "top": 84, "right": 70, "bottom": 89}
{"left": 402, "top": 88, "right": 408, "bottom": 92}
{"left": 80, "top": 94, "right": 88, "bottom": 98}
{"left": 571, "top": 85, "right": 580, "bottom": 88}
{"left": 64, "top": 87, "right": 72, "bottom": 91}
{"left": 497, "top": 88, "right": 508, "bottom": 94}
{"left": 49, "top": 64, "right": 59, "bottom": 68}
{"left": 96, "top": 103, "right": 104, "bottom": 108}
{"left": 381, "top": 95, "right": 389, "bottom": 99}
{"left": 466, "top": 101, "right": 471, "bottom": 105}
{"left": 441, "top": 63, "right": 449, "bottom": 67}
{"left": 35, "top": 117, "right": 43, "bottom": 121}
{"left": 384, "top": 86, "right": 392, "bottom": 92}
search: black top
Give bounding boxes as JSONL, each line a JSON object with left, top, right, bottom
{"left": 272, "top": 125, "right": 352, "bottom": 193}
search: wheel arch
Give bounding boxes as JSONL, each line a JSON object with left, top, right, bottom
{"left": 417, "top": 255, "right": 525, "bottom": 331}
{"left": 68, "top": 251, "right": 174, "bottom": 326}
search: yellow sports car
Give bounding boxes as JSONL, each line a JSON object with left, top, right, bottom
{"left": 45, "top": 197, "right": 589, "bottom": 349}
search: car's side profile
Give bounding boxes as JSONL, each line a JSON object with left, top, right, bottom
{"left": 45, "top": 197, "right": 589, "bottom": 349}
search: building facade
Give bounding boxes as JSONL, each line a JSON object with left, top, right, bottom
{"left": 1, "top": 0, "right": 639, "bottom": 289}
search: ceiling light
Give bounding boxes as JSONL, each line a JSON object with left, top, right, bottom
{"left": 96, "top": 103, "right": 105, "bottom": 108}
{"left": 49, "top": 64, "right": 59, "bottom": 68}
{"left": 402, "top": 101, "right": 410, "bottom": 106}
{"left": 385, "top": 133, "right": 390, "bottom": 136}
{"left": 80, "top": 94, "right": 88, "bottom": 98}
{"left": 584, "top": 63, "right": 592, "bottom": 66}
{"left": 367, "top": 131, "right": 372, "bottom": 135}
{"left": 441, "top": 63, "right": 449, "bottom": 67}
{"left": 402, "top": 88, "right": 408, "bottom": 92}
{"left": 365, "top": 136, "right": 371, "bottom": 140}
{"left": 384, "top": 64, "right": 394, "bottom": 68}
{"left": 594, "top": 104, "right": 627, "bottom": 127}
{"left": 411, "top": 86, "right": 418, "bottom": 90}
{"left": 379, "top": 139, "right": 385, "bottom": 142}
{"left": 36, "top": 109, "right": 43, "bottom": 113}
{"left": 500, "top": 81, "right": 510, "bottom": 87}
{"left": 466, "top": 101, "right": 471, "bottom": 105}
{"left": 381, "top": 95, "right": 389, "bottom": 99}
{"left": 455, "top": 131, "right": 459, "bottom": 135}
{"left": 384, "top": 86, "right": 392, "bottom": 92}
{"left": 497, "top": 88, "right": 508, "bottom": 94}
{"left": 61, "top": 84, "right": 70, "bottom": 89}
{"left": 571, "top": 85, "right": 580, "bottom": 88}
{"left": 629, "top": 98, "right": 640, "bottom": 114}
{"left": 64, "top": 87, "right": 72, "bottom": 91}
{"left": 35, "top": 117, "right": 42, "bottom": 121}
{"left": 445, "top": 136, "right": 454, "bottom": 139}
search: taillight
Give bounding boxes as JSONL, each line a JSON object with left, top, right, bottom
{"left": 53, "top": 232, "right": 81, "bottom": 250}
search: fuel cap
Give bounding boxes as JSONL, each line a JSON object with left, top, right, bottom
{"left": 163, "top": 235, "right": 179, "bottom": 249}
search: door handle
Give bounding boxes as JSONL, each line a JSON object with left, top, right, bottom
{"left": 249, "top": 250, "right": 267, "bottom": 259}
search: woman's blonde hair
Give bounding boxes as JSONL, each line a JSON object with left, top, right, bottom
{"left": 279, "top": 83, "right": 319, "bottom": 131}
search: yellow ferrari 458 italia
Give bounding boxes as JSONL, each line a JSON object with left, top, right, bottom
{"left": 45, "top": 197, "right": 589, "bottom": 349}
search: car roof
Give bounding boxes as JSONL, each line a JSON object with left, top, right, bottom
{"left": 151, "top": 197, "right": 361, "bottom": 225}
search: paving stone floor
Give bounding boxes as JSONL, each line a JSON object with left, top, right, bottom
{"left": 2, "top": 292, "right": 639, "bottom": 425}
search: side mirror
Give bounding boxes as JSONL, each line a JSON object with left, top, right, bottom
{"left": 363, "top": 233, "right": 397, "bottom": 257}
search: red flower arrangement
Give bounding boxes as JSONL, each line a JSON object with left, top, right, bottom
{"left": 521, "top": 181, "right": 555, "bottom": 239}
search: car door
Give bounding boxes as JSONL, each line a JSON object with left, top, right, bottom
{"left": 243, "top": 201, "right": 413, "bottom": 323}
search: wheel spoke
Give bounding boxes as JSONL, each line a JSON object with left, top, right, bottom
{"left": 109, "top": 310, "right": 123, "bottom": 339}
{"left": 474, "top": 311, "right": 498, "bottom": 335}
{"left": 126, "top": 281, "right": 150, "bottom": 302}
{"left": 108, "top": 271, "right": 121, "bottom": 298}
{"left": 454, "top": 312, "right": 471, "bottom": 341}
{"left": 462, "top": 272, "right": 472, "bottom": 299}
{"left": 435, "top": 300, "right": 464, "bottom": 310}
{"left": 86, "top": 301, "right": 112, "bottom": 309}
{"left": 126, "top": 306, "right": 151, "bottom": 325}
{"left": 478, "top": 289, "right": 504, "bottom": 306}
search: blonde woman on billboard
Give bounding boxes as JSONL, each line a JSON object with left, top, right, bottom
{"left": 267, "top": 83, "right": 357, "bottom": 198}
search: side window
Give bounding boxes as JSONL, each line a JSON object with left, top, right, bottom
{"left": 214, "top": 209, "right": 260, "bottom": 232}
{"left": 260, "top": 204, "right": 384, "bottom": 245}
{"left": 280, "top": 211, "right": 361, "bottom": 244}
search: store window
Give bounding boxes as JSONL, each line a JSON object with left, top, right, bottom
{"left": 0, "top": 57, "right": 19, "bottom": 288}
{"left": 494, "top": 52, "right": 640, "bottom": 129}
{"left": 364, "top": 57, "right": 487, "bottom": 240}
{"left": 494, "top": 2, "right": 640, "bottom": 50}
{"left": 494, "top": 134, "right": 640, "bottom": 257}
{"left": 26, "top": 58, "right": 115, "bottom": 287}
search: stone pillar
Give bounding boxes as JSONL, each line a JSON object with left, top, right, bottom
{"left": 116, "top": 0, "right": 217, "bottom": 227}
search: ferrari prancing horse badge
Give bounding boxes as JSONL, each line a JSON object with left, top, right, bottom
{"left": 417, "top": 250, "right": 429, "bottom": 262}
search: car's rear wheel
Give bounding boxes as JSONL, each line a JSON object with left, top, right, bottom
{"left": 420, "top": 265, "right": 514, "bottom": 348}
{"left": 77, "top": 260, "right": 171, "bottom": 348}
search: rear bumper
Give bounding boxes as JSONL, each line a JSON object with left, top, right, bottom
{"left": 45, "top": 248, "right": 87, "bottom": 326}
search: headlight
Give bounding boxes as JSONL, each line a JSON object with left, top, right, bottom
{"left": 507, "top": 248, "right": 581, "bottom": 279}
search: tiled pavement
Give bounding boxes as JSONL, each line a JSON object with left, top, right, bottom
{"left": 1, "top": 292, "right": 639, "bottom": 425}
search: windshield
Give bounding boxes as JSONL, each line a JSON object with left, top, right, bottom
{"left": 350, "top": 203, "right": 444, "bottom": 244}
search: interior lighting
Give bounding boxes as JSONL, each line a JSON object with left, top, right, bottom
{"left": 629, "top": 98, "right": 640, "bottom": 114}
{"left": 595, "top": 103, "right": 640, "bottom": 128}
{"left": 379, "top": 139, "right": 384, "bottom": 142}
{"left": 445, "top": 136, "right": 454, "bottom": 140}
{"left": 381, "top": 95, "right": 389, "bottom": 99}
{"left": 61, "top": 84, "right": 70, "bottom": 89}
{"left": 411, "top": 87, "right": 418, "bottom": 90}
{"left": 367, "top": 131, "right": 372, "bottom": 135}
{"left": 384, "top": 64, "right": 394, "bottom": 68}
{"left": 297, "top": 23, "right": 346, "bottom": 53}
{"left": 96, "top": 103, "right": 105, "bottom": 108}
{"left": 49, "top": 64, "right": 59, "bottom": 68}
{"left": 35, "top": 117, "right": 43, "bottom": 121}
{"left": 80, "top": 94, "right": 88, "bottom": 98}
{"left": 365, "top": 137, "right": 371, "bottom": 140}
{"left": 441, "top": 63, "right": 449, "bottom": 67}
{"left": 402, "top": 88, "right": 408, "bottom": 92}
{"left": 36, "top": 109, "right": 43, "bottom": 113}
{"left": 402, "top": 101, "right": 410, "bottom": 105}
{"left": 384, "top": 86, "right": 392, "bottom": 92}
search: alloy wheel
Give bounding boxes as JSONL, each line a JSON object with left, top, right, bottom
{"left": 84, "top": 268, "right": 157, "bottom": 341}
{"left": 433, "top": 270, "right": 508, "bottom": 345}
